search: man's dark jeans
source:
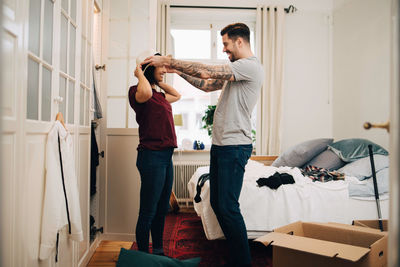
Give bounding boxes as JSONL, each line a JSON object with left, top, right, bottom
{"left": 210, "top": 144, "right": 253, "bottom": 266}
{"left": 135, "top": 148, "right": 174, "bottom": 253}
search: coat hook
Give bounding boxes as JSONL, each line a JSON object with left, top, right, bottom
{"left": 95, "top": 64, "right": 106, "bottom": 71}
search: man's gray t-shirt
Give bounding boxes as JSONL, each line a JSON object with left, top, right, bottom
{"left": 212, "top": 56, "right": 264, "bottom": 146}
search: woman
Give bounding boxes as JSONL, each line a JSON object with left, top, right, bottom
{"left": 128, "top": 52, "right": 181, "bottom": 256}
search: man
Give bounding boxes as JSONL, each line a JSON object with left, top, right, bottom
{"left": 142, "top": 23, "right": 263, "bottom": 267}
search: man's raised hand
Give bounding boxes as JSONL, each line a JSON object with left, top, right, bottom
{"left": 142, "top": 55, "right": 170, "bottom": 68}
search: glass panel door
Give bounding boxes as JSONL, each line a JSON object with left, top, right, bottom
{"left": 27, "top": 0, "right": 54, "bottom": 121}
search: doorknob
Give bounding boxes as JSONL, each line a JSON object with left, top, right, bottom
{"left": 363, "top": 121, "right": 390, "bottom": 133}
{"left": 95, "top": 64, "right": 106, "bottom": 71}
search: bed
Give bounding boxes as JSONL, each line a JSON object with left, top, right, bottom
{"left": 187, "top": 139, "right": 390, "bottom": 240}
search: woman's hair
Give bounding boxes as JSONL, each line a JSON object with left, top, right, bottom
{"left": 142, "top": 53, "right": 161, "bottom": 85}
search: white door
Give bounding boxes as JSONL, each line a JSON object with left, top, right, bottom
{"left": 389, "top": 0, "right": 399, "bottom": 265}
{"left": 1, "top": 0, "right": 25, "bottom": 266}
{"left": 77, "top": 0, "right": 94, "bottom": 265}
{"left": 85, "top": 0, "right": 103, "bottom": 257}
{"left": 1, "top": 0, "right": 93, "bottom": 266}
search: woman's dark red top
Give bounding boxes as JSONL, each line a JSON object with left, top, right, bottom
{"left": 128, "top": 85, "right": 177, "bottom": 150}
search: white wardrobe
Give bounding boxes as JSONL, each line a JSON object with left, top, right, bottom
{"left": 1, "top": 0, "right": 97, "bottom": 266}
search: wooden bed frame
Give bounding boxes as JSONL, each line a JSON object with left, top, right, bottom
{"left": 250, "top": 155, "right": 278, "bottom": 166}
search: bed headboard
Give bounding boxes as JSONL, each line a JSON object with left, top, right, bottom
{"left": 249, "top": 155, "right": 278, "bottom": 166}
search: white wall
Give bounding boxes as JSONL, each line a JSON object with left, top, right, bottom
{"left": 332, "top": 0, "right": 391, "bottom": 149}
{"left": 281, "top": 4, "right": 333, "bottom": 151}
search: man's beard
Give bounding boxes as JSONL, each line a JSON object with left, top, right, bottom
{"left": 227, "top": 52, "right": 236, "bottom": 62}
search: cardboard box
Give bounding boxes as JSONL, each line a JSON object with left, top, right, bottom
{"left": 353, "top": 220, "right": 388, "bottom": 232}
{"left": 255, "top": 221, "right": 387, "bottom": 267}
{"left": 326, "top": 222, "right": 387, "bottom": 234}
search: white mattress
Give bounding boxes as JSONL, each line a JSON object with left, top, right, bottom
{"left": 187, "top": 159, "right": 389, "bottom": 240}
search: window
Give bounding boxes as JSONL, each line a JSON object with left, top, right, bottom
{"left": 60, "top": 0, "right": 77, "bottom": 125}
{"left": 27, "top": 0, "right": 92, "bottom": 126}
{"left": 27, "top": 0, "right": 55, "bottom": 121}
{"left": 106, "top": 0, "right": 134, "bottom": 128}
{"left": 169, "top": 8, "right": 257, "bottom": 148}
{"left": 171, "top": 29, "right": 211, "bottom": 59}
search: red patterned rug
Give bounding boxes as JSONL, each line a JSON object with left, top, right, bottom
{"left": 131, "top": 212, "right": 272, "bottom": 267}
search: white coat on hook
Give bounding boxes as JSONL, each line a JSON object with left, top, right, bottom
{"left": 39, "top": 121, "right": 83, "bottom": 260}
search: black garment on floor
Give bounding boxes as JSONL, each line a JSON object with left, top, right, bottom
{"left": 194, "top": 173, "right": 210, "bottom": 203}
{"left": 90, "top": 124, "right": 99, "bottom": 196}
{"left": 256, "top": 172, "right": 295, "bottom": 190}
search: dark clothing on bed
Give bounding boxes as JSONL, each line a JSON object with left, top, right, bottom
{"left": 256, "top": 172, "right": 295, "bottom": 189}
{"left": 194, "top": 173, "right": 210, "bottom": 203}
{"left": 209, "top": 144, "right": 253, "bottom": 267}
{"left": 301, "top": 165, "right": 345, "bottom": 182}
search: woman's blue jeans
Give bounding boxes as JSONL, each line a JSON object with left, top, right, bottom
{"left": 210, "top": 144, "right": 253, "bottom": 266}
{"left": 135, "top": 148, "right": 174, "bottom": 253}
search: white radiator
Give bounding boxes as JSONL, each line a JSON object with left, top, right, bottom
{"left": 173, "top": 161, "right": 209, "bottom": 207}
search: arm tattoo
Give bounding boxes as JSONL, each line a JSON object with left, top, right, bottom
{"left": 179, "top": 73, "right": 205, "bottom": 89}
{"left": 171, "top": 59, "right": 234, "bottom": 80}
{"left": 179, "top": 73, "right": 225, "bottom": 92}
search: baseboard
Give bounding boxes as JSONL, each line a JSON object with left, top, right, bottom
{"left": 101, "top": 233, "right": 135, "bottom": 242}
{"left": 78, "top": 236, "right": 102, "bottom": 267}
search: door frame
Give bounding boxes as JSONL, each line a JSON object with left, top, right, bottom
{"left": 389, "top": 0, "right": 399, "bottom": 265}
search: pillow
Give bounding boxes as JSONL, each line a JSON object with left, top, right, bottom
{"left": 348, "top": 167, "right": 389, "bottom": 197}
{"left": 328, "top": 138, "right": 388, "bottom": 162}
{"left": 272, "top": 138, "right": 333, "bottom": 167}
{"left": 116, "top": 248, "right": 201, "bottom": 267}
{"left": 338, "top": 155, "right": 389, "bottom": 180}
{"left": 303, "top": 149, "right": 346, "bottom": 170}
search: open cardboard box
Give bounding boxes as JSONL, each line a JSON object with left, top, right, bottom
{"left": 255, "top": 221, "right": 387, "bottom": 267}
{"left": 353, "top": 220, "right": 388, "bottom": 232}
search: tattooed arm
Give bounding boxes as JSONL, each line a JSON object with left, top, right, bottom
{"left": 171, "top": 60, "right": 235, "bottom": 81}
{"left": 142, "top": 56, "right": 235, "bottom": 81}
{"left": 177, "top": 71, "right": 225, "bottom": 92}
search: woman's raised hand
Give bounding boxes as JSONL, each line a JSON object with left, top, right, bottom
{"left": 134, "top": 64, "right": 143, "bottom": 78}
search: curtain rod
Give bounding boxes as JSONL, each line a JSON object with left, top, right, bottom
{"left": 169, "top": 5, "right": 297, "bottom": 14}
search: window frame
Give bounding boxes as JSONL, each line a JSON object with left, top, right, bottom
{"left": 27, "top": 0, "right": 56, "bottom": 122}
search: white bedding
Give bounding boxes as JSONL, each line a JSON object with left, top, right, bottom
{"left": 187, "top": 159, "right": 389, "bottom": 240}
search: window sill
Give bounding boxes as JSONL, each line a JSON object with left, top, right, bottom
{"left": 174, "top": 149, "right": 210, "bottom": 153}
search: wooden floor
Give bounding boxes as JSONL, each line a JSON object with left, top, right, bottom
{"left": 87, "top": 240, "right": 133, "bottom": 267}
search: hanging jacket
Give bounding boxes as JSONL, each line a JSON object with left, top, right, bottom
{"left": 39, "top": 121, "right": 83, "bottom": 260}
{"left": 90, "top": 123, "right": 99, "bottom": 196}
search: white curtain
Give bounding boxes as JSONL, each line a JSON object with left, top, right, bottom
{"left": 157, "top": 2, "right": 174, "bottom": 87}
{"left": 156, "top": 2, "right": 171, "bottom": 56}
{"left": 256, "top": 6, "right": 285, "bottom": 155}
